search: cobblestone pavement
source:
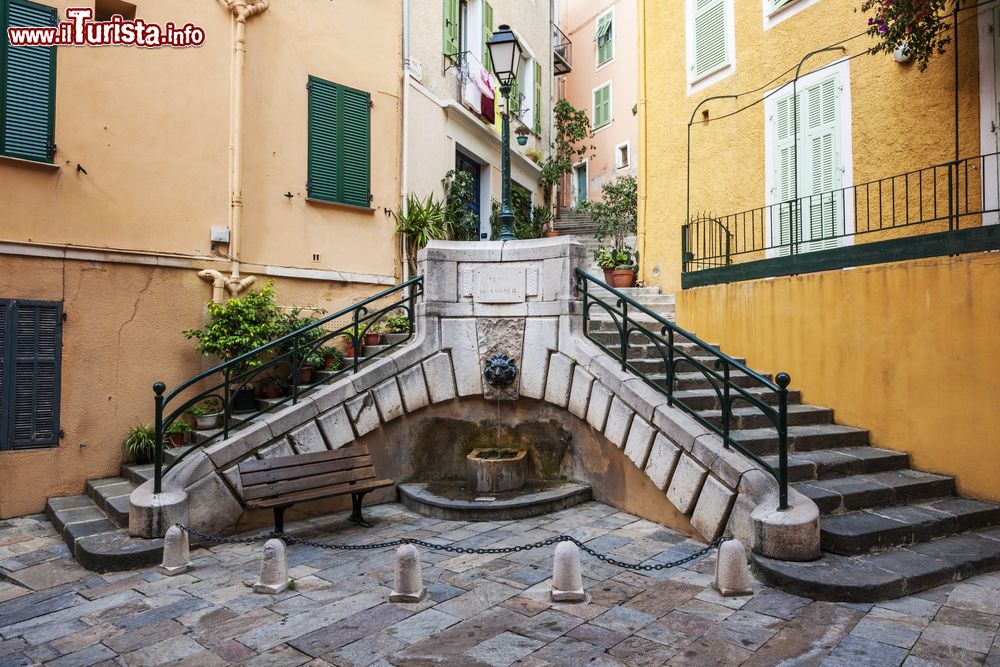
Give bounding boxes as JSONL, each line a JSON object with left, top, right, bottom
{"left": 1, "top": 502, "right": 999, "bottom": 666}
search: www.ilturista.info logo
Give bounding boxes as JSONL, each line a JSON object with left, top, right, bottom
{"left": 6, "top": 7, "right": 205, "bottom": 48}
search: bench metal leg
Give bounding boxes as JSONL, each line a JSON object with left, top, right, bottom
{"left": 349, "top": 492, "right": 373, "bottom": 528}
{"left": 273, "top": 506, "right": 287, "bottom": 534}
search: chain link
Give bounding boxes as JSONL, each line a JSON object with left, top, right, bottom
{"left": 175, "top": 524, "right": 724, "bottom": 571}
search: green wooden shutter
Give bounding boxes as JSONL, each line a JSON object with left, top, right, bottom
{"left": 307, "top": 76, "right": 371, "bottom": 208}
{"left": 772, "top": 93, "right": 797, "bottom": 256}
{"left": 692, "top": 0, "right": 727, "bottom": 79}
{"left": 803, "top": 76, "right": 841, "bottom": 251}
{"left": 1, "top": 300, "right": 62, "bottom": 450}
{"left": 1, "top": 0, "right": 58, "bottom": 163}
{"left": 533, "top": 59, "right": 542, "bottom": 134}
{"left": 510, "top": 63, "right": 521, "bottom": 116}
{"left": 597, "top": 12, "right": 613, "bottom": 66}
{"left": 771, "top": 0, "right": 793, "bottom": 10}
{"left": 443, "top": 0, "right": 459, "bottom": 55}
{"left": 593, "top": 84, "right": 611, "bottom": 128}
{"left": 482, "top": 1, "right": 493, "bottom": 70}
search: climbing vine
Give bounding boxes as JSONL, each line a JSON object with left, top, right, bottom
{"left": 860, "top": 0, "right": 956, "bottom": 71}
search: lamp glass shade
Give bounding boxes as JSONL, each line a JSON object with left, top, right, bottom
{"left": 487, "top": 25, "right": 522, "bottom": 85}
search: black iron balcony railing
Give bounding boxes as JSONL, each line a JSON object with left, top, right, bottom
{"left": 553, "top": 23, "right": 572, "bottom": 75}
{"left": 151, "top": 277, "right": 423, "bottom": 494}
{"left": 576, "top": 269, "right": 791, "bottom": 510}
{"left": 683, "top": 152, "right": 1000, "bottom": 274}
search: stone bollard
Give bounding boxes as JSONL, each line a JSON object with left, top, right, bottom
{"left": 550, "top": 541, "right": 586, "bottom": 602}
{"left": 157, "top": 525, "right": 192, "bottom": 576}
{"left": 714, "top": 539, "right": 753, "bottom": 597}
{"left": 253, "top": 538, "right": 290, "bottom": 594}
{"left": 389, "top": 544, "right": 427, "bottom": 602}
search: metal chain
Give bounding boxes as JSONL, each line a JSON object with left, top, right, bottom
{"left": 175, "top": 524, "right": 724, "bottom": 572}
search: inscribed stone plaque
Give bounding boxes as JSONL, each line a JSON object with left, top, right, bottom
{"left": 475, "top": 267, "right": 525, "bottom": 303}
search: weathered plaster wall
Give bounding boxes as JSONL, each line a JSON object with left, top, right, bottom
{"left": 638, "top": 0, "right": 983, "bottom": 292}
{"left": 676, "top": 251, "right": 1000, "bottom": 503}
{"left": 0, "top": 256, "right": 380, "bottom": 519}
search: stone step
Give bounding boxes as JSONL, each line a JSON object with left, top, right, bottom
{"left": 793, "top": 469, "right": 956, "bottom": 515}
{"left": 753, "top": 527, "right": 1000, "bottom": 602}
{"left": 85, "top": 477, "right": 136, "bottom": 527}
{"left": 649, "top": 370, "right": 763, "bottom": 391}
{"left": 671, "top": 386, "right": 802, "bottom": 411}
{"left": 700, "top": 404, "right": 834, "bottom": 430}
{"left": 820, "top": 497, "right": 1000, "bottom": 555}
{"left": 762, "top": 446, "right": 909, "bottom": 482}
{"left": 587, "top": 331, "right": 717, "bottom": 354}
{"left": 121, "top": 463, "right": 155, "bottom": 486}
{"left": 729, "top": 423, "right": 870, "bottom": 456}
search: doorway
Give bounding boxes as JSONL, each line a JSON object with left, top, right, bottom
{"left": 574, "top": 162, "right": 588, "bottom": 206}
{"left": 456, "top": 150, "right": 483, "bottom": 239}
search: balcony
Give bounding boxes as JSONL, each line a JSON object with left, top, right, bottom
{"left": 553, "top": 23, "right": 572, "bottom": 76}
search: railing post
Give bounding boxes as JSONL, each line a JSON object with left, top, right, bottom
{"left": 947, "top": 161, "right": 956, "bottom": 231}
{"left": 722, "top": 361, "right": 731, "bottom": 445}
{"left": 352, "top": 308, "right": 361, "bottom": 373}
{"left": 681, "top": 224, "right": 689, "bottom": 273}
{"left": 223, "top": 367, "right": 231, "bottom": 441}
{"left": 291, "top": 345, "right": 300, "bottom": 405}
{"left": 619, "top": 299, "right": 628, "bottom": 372}
{"left": 776, "top": 372, "right": 791, "bottom": 510}
{"left": 666, "top": 328, "right": 675, "bottom": 407}
{"left": 153, "top": 382, "right": 165, "bottom": 495}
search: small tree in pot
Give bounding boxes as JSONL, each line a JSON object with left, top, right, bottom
{"left": 583, "top": 175, "right": 638, "bottom": 287}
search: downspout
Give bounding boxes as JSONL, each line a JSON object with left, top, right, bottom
{"left": 218, "top": 0, "right": 268, "bottom": 282}
{"left": 400, "top": 0, "right": 411, "bottom": 282}
{"left": 636, "top": 0, "right": 647, "bottom": 282}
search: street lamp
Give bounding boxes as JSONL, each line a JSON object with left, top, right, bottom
{"left": 487, "top": 24, "right": 522, "bottom": 241}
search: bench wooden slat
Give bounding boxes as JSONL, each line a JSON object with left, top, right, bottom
{"left": 238, "top": 446, "right": 371, "bottom": 474}
{"left": 240, "top": 454, "right": 372, "bottom": 487}
{"left": 246, "top": 478, "right": 395, "bottom": 509}
{"left": 242, "top": 466, "right": 379, "bottom": 501}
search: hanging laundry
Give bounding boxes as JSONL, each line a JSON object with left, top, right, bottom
{"left": 463, "top": 54, "right": 486, "bottom": 114}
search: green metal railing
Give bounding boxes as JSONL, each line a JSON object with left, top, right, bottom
{"left": 152, "top": 276, "right": 424, "bottom": 493}
{"left": 575, "top": 269, "right": 790, "bottom": 509}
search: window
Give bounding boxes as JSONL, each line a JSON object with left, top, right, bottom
{"left": 307, "top": 76, "right": 372, "bottom": 208}
{"left": 510, "top": 57, "right": 524, "bottom": 116}
{"left": 1, "top": 0, "right": 58, "bottom": 163}
{"left": 596, "top": 9, "right": 614, "bottom": 68}
{"left": 687, "top": 0, "right": 733, "bottom": 88}
{"left": 0, "top": 299, "right": 62, "bottom": 451}
{"left": 533, "top": 59, "right": 542, "bottom": 134}
{"left": 459, "top": 0, "right": 469, "bottom": 53}
{"left": 615, "top": 141, "right": 630, "bottom": 169}
{"left": 592, "top": 81, "right": 612, "bottom": 129}
{"left": 763, "top": 0, "right": 820, "bottom": 29}
{"left": 443, "top": 0, "right": 460, "bottom": 55}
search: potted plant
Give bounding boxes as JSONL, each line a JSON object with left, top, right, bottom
{"left": 583, "top": 175, "right": 638, "bottom": 286}
{"left": 182, "top": 283, "right": 283, "bottom": 412}
{"left": 343, "top": 330, "right": 364, "bottom": 357}
{"left": 187, "top": 398, "right": 222, "bottom": 430}
{"left": 514, "top": 124, "right": 530, "bottom": 146}
{"left": 164, "top": 420, "right": 192, "bottom": 447}
{"left": 364, "top": 323, "right": 382, "bottom": 347}
{"left": 383, "top": 313, "right": 410, "bottom": 335}
{"left": 594, "top": 248, "right": 616, "bottom": 284}
{"left": 259, "top": 374, "right": 289, "bottom": 399}
{"left": 122, "top": 424, "right": 156, "bottom": 464}
{"left": 611, "top": 248, "right": 637, "bottom": 288}
{"left": 322, "top": 346, "right": 345, "bottom": 370}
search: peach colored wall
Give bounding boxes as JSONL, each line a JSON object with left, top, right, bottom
{"left": 560, "top": 0, "right": 638, "bottom": 203}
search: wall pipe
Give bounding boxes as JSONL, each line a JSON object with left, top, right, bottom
{"left": 400, "top": 0, "right": 411, "bottom": 282}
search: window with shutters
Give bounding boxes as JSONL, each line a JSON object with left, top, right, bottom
{"left": 0, "top": 299, "right": 62, "bottom": 451}
{"left": 0, "top": 0, "right": 58, "bottom": 163}
{"left": 596, "top": 8, "right": 614, "bottom": 68}
{"left": 307, "top": 76, "right": 372, "bottom": 209}
{"left": 686, "top": 0, "right": 733, "bottom": 90}
{"left": 764, "top": 0, "right": 820, "bottom": 29}
{"left": 765, "top": 66, "right": 853, "bottom": 257}
{"left": 592, "top": 81, "right": 612, "bottom": 130}
{"left": 533, "top": 59, "right": 542, "bottom": 135}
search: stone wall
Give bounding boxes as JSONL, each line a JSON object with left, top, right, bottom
{"left": 130, "top": 238, "right": 820, "bottom": 560}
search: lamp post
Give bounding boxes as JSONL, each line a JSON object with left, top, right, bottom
{"left": 487, "top": 24, "right": 522, "bottom": 242}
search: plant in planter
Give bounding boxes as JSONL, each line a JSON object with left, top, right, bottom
{"left": 122, "top": 424, "right": 156, "bottom": 464}
{"left": 363, "top": 323, "right": 382, "bottom": 347}
{"left": 442, "top": 170, "right": 480, "bottom": 242}
{"left": 860, "top": 0, "right": 954, "bottom": 72}
{"left": 594, "top": 247, "right": 616, "bottom": 284}
{"left": 539, "top": 100, "right": 595, "bottom": 205}
{"left": 383, "top": 313, "right": 410, "bottom": 335}
{"left": 182, "top": 283, "right": 283, "bottom": 412}
{"left": 611, "top": 248, "right": 637, "bottom": 288}
{"left": 187, "top": 398, "right": 222, "bottom": 430}
{"left": 165, "top": 420, "right": 192, "bottom": 447}
{"left": 259, "top": 374, "right": 289, "bottom": 399}
{"left": 392, "top": 193, "right": 446, "bottom": 276}
{"left": 321, "top": 346, "right": 345, "bottom": 371}
{"left": 342, "top": 330, "right": 364, "bottom": 358}
{"left": 583, "top": 175, "right": 638, "bottom": 288}
{"left": 514, "top": 124, "right": 531, "bottom": 146}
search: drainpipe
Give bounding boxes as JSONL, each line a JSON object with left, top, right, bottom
{"left": 636, "top": 0, "right": 647, "bottom": 281}
{"left": 400, "top": 0, "right": 411, "bottom": 282}
{"left": 218, "top": 0, "right": 268, "bottom": 283}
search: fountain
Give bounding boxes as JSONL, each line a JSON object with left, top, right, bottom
{"left": 469, "top": 353, "right": 529, "bottom": 493}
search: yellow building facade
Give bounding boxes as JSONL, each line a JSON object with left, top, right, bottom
{"left": 0, "top": 0, "right": 403, "bottom": 517}
{"left": 639, "top": 0, "right": 1000, "bottom": 501}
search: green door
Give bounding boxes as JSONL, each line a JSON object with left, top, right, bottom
{"left": 575, "top": 163, "right": 587, "bottom": 205}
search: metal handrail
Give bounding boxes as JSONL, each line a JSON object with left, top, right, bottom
{"left": 575, "top": 269, "right": 790, "bottom": 509}
{"left": 684, "top": 152, "right": 1000, "bottom": 272}
{"left": 152, "top": 276, "right": 424, "bottom": 493}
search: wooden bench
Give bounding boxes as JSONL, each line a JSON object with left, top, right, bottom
{"left": 237, "top": 445, "right": 394, "bottom": 533}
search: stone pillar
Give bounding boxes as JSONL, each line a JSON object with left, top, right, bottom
{"left": 389, "top": 543, "right": 427, "bottom": 602}
{"left": 714, "top": 539, "right": 753, "bottom": 597}
{"left": 157, "top": 525, "right": 191, "bottom": 576}
{"left": 253, "top": 538, "right": 290, "bottom": 594}
{"left": 550, "top": 541, "right": 586, "bottom": 602}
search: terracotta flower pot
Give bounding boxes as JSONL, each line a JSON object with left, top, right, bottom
{"left": 544, "top": 230, "right": 559, "bottom": 238}
{"left": 297, "top": 366, "right": 313, "bottom": 384}
{"left": 345, "top": 344, "right": 362, "bottom": 358}
{"left": 364, "top": 332, "right": 381, "bottom": 346}
{"left": 602, "top": 268, "right": 615, "bottom": 284}
{"left": 167, "top": 432, "right": 187, "bottom": 448}
{"left": 611, "top": 269, "right": 636, "bottom": 288}
{"left": 261, "top": 385, "right": 282, "bottom": 399}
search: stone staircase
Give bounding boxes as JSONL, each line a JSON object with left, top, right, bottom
{"left": 43, "top": 334, "right": 411, "bottom": 572}
{"left": 587, "top": 316, "right": 1000, "bottom": 601}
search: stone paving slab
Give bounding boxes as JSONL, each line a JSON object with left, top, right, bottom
{"left": 1, "top": 502, "right": 1000, "bottom": 666}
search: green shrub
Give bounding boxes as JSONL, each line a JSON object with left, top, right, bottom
{"left": 122, "top": 424, "right": 156, "bottom": 464}
{"left": 182, "top": 283, "right": 283, "bottom": 369}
